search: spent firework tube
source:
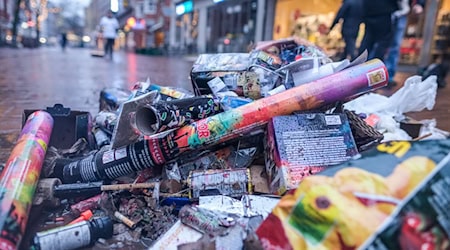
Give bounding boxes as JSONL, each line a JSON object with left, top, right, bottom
{"left": 0, "top": 111, "right": 53, "bottom": 250}
{"left": 70, "top": 194, "right": 102, "bottom": 215}
{"left": 179, "top": 205, "right": 228, "bottom": 236}
{"left": 63, "top": 59, "right": 388, "bottom": 183}
{"left": 136, "top": 96, "right": 220, "bottom": 135}
{"left": 169, "top": 59, "right": 388, "bottom": 150}
{"left": 62, "top": 132, "right": 179, "bottom": 183}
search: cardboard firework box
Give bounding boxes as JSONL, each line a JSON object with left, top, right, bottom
{"left": 264, "top": 113, "right": 358, "bottom": 195}
{"left": 190, "top": 53, "right": 250, "bottom": 96}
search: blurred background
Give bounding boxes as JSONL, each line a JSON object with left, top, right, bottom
{"left": 0, "top": 0, "right": 448, "bottom": 67}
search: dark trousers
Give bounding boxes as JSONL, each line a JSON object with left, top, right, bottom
{"left": 359, "top": 16, "right": 394, "bottom": 60}
{"left": 104, "top": 38, "right": 115, "bottom": 58}
{"left": 342, "top": 33, "right": 358, "bottom": 60}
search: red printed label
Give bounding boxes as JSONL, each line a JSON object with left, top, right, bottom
{"left": 197, "top": 119, "right": 210, "bottom": 139}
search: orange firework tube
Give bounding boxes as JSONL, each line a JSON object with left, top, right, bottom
{"left": 63, "top": 59, "right": 388, "bottom": 183}
{"left": 0, "top": 111, "right": 53, "bottom": 250}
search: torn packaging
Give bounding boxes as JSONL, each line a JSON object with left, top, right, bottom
{"left": 63, "top": 59, "right": 388, "bottom": 183}
{"left": 256, "top": 139, "right": 450, "bottom": 250}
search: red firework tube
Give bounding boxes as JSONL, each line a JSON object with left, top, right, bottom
{"left": 63, "top": 59, "right": 388, "bottom": 183}
{"left": 70, "top": 194, "right": 102, "bottom": 215}
{"left": 0, "top": 111, "right": 53, "bottom": 250}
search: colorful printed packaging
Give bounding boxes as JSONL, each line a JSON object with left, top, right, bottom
{"left": 265, "top": 113, "right": 358, "bottom": 195}
{"left": 256, "top": 139, "right": 450, "bottom": 250}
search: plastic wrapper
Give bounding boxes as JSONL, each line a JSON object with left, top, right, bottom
{"left": 255, "top": 37, "right": 331, "bottom": 64}
{"left": 176, "top": 145, "right": 258, "bottom": 180}
{"left": 199, "top": 195, "right": 279, "bottom": 219}
{"left": 146, "top": 83, "right": 194, "bottom": 100}
{"left": 247, "top": 65, "right": 283, "bottom": 98}
{"left": 386, "top": 75, "right": 438, "bottom": 116}
{"left": 219, "top": 96, "right": 252, "bottom": 111}
{"left": 256, "top": 139, "right": 450, "bottom": 250}
{"left": 99, "top": 88, "right": 132, "bottom": 112}
{"left": 249, "top": 50, "right": 282, "bottom": 71}
{"left": 132, "top": 79, "right": 194, "bottom": 100}
{"left": 94, "top": 111, "right": 117, "bottom": 134}
{"left": 344, "top": 75, "right": 438, "bottom": 117}
{"left": 188, "top": 169, "right": 252, "bottom": 199}
{"left": 179, "top": 205, "right": 232, "bottom": 236}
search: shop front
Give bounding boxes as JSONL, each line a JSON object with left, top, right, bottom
{"left": 272, "top": 0, "right": 347, "bottom": 58}
{"left": 273, "top": 0, "right": 449, "bottom": 66}
{"left": 170, "top": 0, "right": 274, "bottom": 54}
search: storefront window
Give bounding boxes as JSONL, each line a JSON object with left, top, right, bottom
{"left": 206, "top": 0, "right": 257, "bottom": 53}
{"left": 175, "top": 10, "right": 198, "bottom": 53}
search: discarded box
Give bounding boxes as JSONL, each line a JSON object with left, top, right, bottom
{"left": 265, "top": 113, "right": 358, "bottom": 194}
{"left": 22, "top": 104, "right": 94, "bottom": 151}
{"left": 190, "top": 53, "right": 250, "bottom": 96}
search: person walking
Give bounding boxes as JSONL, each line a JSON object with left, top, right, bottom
{"left": 385, "top": 0, "right": 425, "bottom": 85}
{"left": 329, "top": 0, "right": 363, "bottom": 60}
{"left": 60, "top": 32, "right": 67, "bottom": 52}
{"left": 99, "top": 11, "right": 119, "bottom": 60}
{"left": 358, "top": 0, "right": 398, "bottom": 61}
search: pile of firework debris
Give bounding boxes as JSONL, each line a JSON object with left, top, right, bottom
{"left": 0, "top": 37, "right": 448, "bottom": 250}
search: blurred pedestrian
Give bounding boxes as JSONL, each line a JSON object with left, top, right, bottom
{"left": 385, "top": 0, "right": 425, "bottom": 85}
{"left": 358, "top": 0, "right": 399, "bottom": 61}
{"left": 61, "top": 32, "right": 67, "bottom": 52}
{"left": 329, "top": 0, "right": 363, "bottom": 60}
{"left": 99, "top": 11, "right": 119, "bottom": 60}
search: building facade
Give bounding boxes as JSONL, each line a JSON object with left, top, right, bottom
{"left": 169, "top": 0, "right": 276, "bottom": 54}
{"left": 0, "top": 0, "right": 15, "bottom": 45}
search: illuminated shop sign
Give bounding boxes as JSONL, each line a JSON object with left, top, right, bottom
{"left": 176, "top": 1, "right": 193, "bottom": 15}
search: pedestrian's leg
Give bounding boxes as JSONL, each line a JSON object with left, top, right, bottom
{"left": 385, "top": 16, "right": 408, "bottom": 79}
{"left": 358, "top": 26, "right": 375, "bottom": 59}
{"left": 344, "top": 35, "right": 357, "bottom": 60}
{"left": 104, "top": 39, "right": 109, "bottom": 57}
{"left": 370, "top": 16, "right": 394, "bottom": 61}
{"left": 109, "top": 39, "right": 114, "bottom": 59}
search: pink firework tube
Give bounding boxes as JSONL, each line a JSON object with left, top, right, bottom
{"left": 0, "top": 111, "right": 53, "bottom": 250}
{"left": 62, "top": 59, "right": 388, "bottom": 183}
{"left": 172, "top": 59, "right": 388, "bottom": 150}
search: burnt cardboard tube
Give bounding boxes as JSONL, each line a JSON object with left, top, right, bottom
{"left": 135, "top": 105, "right": 159, "bottom": 135}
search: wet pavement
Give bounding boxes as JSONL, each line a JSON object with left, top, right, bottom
{"left": 0, "top": 47, "right": 194, "bottom": 163}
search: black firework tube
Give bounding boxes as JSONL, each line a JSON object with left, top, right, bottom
{"left": 62, "top": 133, "right": 180, "bottom": 183}
{"left": 135, "top": 96, "right": 220, "bottom": 135}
